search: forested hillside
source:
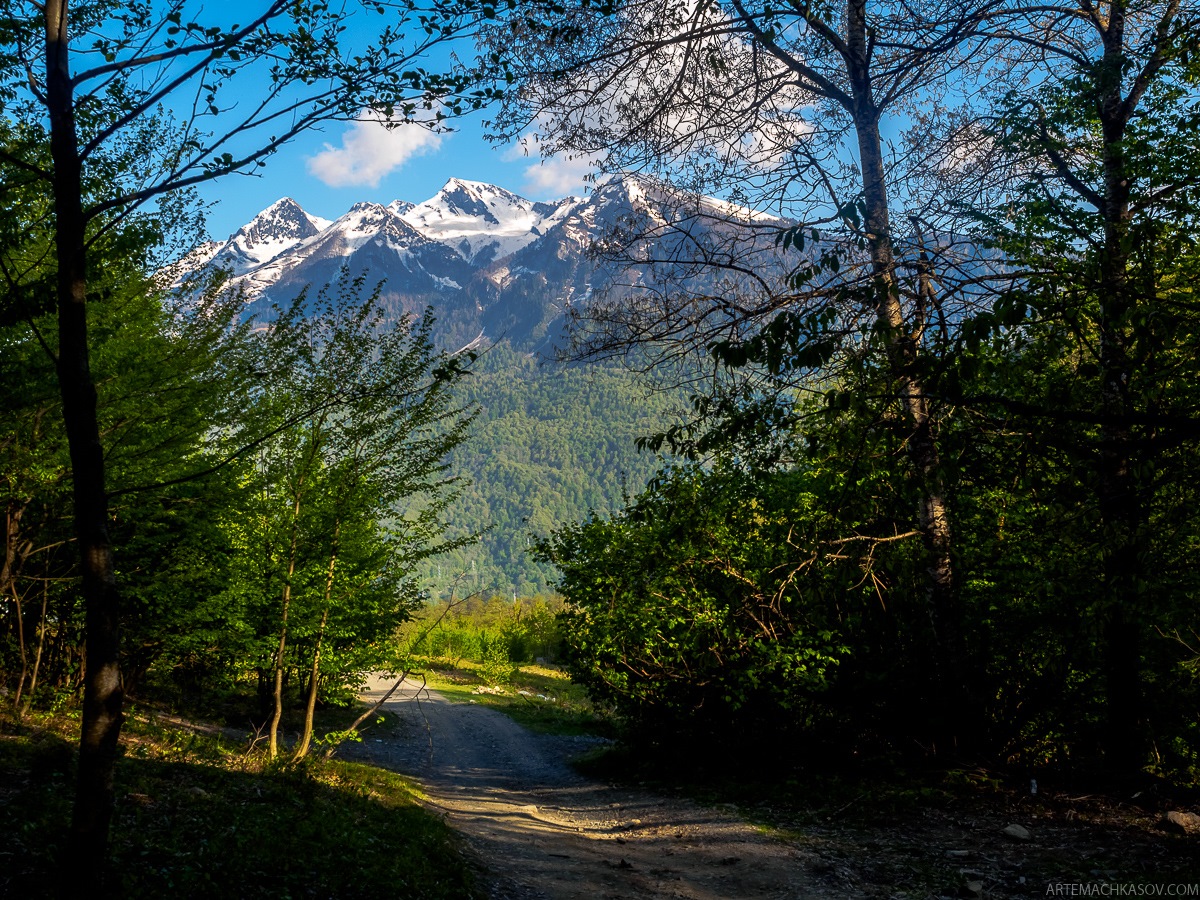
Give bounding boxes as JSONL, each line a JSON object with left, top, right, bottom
{"left": 4, "top": 0, "right": 1200, "bottom": 890}
{"left": 417, "top": 343, "right": 682, "bottom": 597}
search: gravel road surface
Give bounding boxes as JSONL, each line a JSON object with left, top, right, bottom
{"left": 344, "top": 675, "right": 822, "bottom": 899}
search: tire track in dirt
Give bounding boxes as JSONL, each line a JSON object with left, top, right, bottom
{"left": 344, "top": 676, "right": 824, "bottom": 899}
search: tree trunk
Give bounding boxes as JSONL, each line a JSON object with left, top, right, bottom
{"left": 1094, "top": 11, "right": 1146, "bottom": 774}
{"left": 11, "top": 584, "right": 27, "bottom": 710}
{"left": 25, "top": 575, "right": 50, "bottom": 714}
{"left": 268, "top": 492, "right": 304, "bottom": 759}
{"left": 1096, "top": 241, "right": 1144, "bottom": 774}
{"left": 326, "top": 669, "right": 415, "bottom": 759}
{"left": 292, "top": 609, "right": 328, "bottom": 762}
{"left": 45, "top": 0, "right": 125, "bottom": 887}
{"left": 294, "top": 520, "right": 340, "bottom": 762}
{"left": 845, "top": 0, "right": 964, "bottom": 730}
{"left": 268, "top": 579, "right": 294, "bottom": 759}
{"left": 1, "top": 503, "right": 25, "bottom": 607}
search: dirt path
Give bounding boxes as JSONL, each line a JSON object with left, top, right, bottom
{"left": 344, "top": 675, "right": 823, "bottom": 899}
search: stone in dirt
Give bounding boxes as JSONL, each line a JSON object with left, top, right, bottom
{"left": 1162, "top": 811, "right": 1200, "bottom": 834}
{"left": 1002, "top": 823, "right": 1032, "bottom": 841}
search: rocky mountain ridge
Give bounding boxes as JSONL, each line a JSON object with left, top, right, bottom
{"left": 188, "top": 175, "right": 788, "bottom": 351}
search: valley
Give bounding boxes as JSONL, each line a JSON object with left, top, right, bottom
{"left": 189, "top": 176, "right": 758, "bottom": 596}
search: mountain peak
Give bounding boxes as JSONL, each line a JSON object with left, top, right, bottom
{"left": 238, "top": 197, "right": 324, "bottom": 236}
{"left": 262, "top": 196, "right": 304, "bottom": 213}
{"left": 402, "top": 180, "right": 553, "bottom": 265}
{"left": 184, "top": 177, "right": 784, "bottom": 351}
{"left": 212, "top": 197, "right": 329, "bottom": 275}
{"left": 590, "top": 173, "right": 659, "bottom": 206}
{"left": 441, "top": 177, "right": 497, "bottom": 194}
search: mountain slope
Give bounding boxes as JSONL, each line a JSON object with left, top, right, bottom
{"left": 414, "top": 343, "right": 684, "bottom": 598}
{"left": 184, "top": 180, "right": 786, "bottom": 594}
{"left": 211, "top": 197, "right": 331, "bottom": 276}
{"left": 400, "top": 178, "right": 580, "bottom": 266}
{"left": 191, "top": 176, "right": 790, "bottom": 352}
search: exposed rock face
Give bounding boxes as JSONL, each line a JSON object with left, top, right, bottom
{"left": 184, "top": 176, "right": 788, "bottom": 351}
{"left": 209, "top": 197, "right": 330, "bottom": 276}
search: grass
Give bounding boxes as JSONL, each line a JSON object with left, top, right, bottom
{"left": 412, "top": 658, "right": 615, "bottom": 737}
{"left": 0, "top": 707, "right": 480, "bottom": 899}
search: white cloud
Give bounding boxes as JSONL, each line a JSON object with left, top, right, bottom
{"left": 307, "top": 109, "right": 442, "bottom": 188}
{"left": 519, "top": 152, "right": 603, "bottom": 198}
{"left": 500, "top": 116, "right": 604, "bottom": 198}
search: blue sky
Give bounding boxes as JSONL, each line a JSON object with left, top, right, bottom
{"left": 182, "top": 4, "right": 600, "bottom": 240}
{"left": 107, "top": 2, "right": 900, "bottom": 242}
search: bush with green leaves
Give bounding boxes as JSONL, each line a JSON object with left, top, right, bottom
{"left": 406, "top": 594, "right": 566, "bottom": 669}
{"left": 538, "top": 464, "right": 850, "bottom": 747}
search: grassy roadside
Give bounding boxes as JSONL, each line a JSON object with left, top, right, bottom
{"left": 412, "top": 658, "right": 614, "bottom": 738}
{"left": 0, "top": 707, "right": 480, "bottom": 899}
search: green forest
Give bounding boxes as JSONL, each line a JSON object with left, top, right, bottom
{"left": 416, "top": 343, "right": 682, "bottom": 597}
{"left": 3, "top": 0, "right": 1200, "bottom": 893}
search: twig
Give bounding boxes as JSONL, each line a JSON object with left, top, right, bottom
{"left": 324, "top": 669, "right": 413, "bottom": 759}
{"left": 323, "top": 586, "right": 479, "bottom": 758}
{"left": 244, "top": 721, "right": 269, "bottom": 761}
{"left": 409, "top": 672, "right": 436, "bottom": 760}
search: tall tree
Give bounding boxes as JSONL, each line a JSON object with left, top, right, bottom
{"left": 0, "top": 0, "right": 488, "bottom": 882}
{"left": 233, "top": 287, "right": 471, "bottom": 760}
{"left": 483, "top": 0, "right": 995, "bottom": 735}
{"left": 959, "top": 0, "right": 1200, "bottom": 772}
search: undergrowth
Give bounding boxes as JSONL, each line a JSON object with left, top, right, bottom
{"left": 0, "top": 707, "right": 479, "bottom": 899}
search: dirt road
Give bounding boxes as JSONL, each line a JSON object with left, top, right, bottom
{"left": 344, "top": 675, "right": 822, "bottom": 899}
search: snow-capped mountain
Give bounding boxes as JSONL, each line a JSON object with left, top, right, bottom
{"left": 189, "top": 176, "right": 789, "bottom": 350}
{"left": 464, "top": 176, "right": 789, "bottom": 348}
{"left": 209, "top": 197, "right": 331, "bottom": 276}
{"left": 400, "top": 178, "right": 580, "bottom": 267}
{"left": 242, "top": 200, "right": 472, "bottom": 299}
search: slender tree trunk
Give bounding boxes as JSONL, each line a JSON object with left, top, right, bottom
{"left": 845, "top": 0, "right": 964, "bottom": 729}
{"left": 1, "top": 504, "right": 24, "bottom": 606}
{"left": 326, "top": 669, "right": 415, "bottom": 759}
{"left": 25, "top": 575, "right": 50, "bottom": 714}
{"left": 294, "top": 520, "right": 340, "bottom": 762}
{"left": 268, "top": 500, "right": 302, "bottom": 759}
{"left": 45, "top": 0, "right": 125, "bottom": 886}
{"left": 292, "top": 609, "right": 328, "bottom": 762}
{"left": 1096, "top": 229, "right": 1144, "bottom": 775}
{"left": 3, "top": 502, "right": 30, "bottom": 712}
{"left": 268, "top": 603, "right": 290, "bottom": 758}
{"left": 4, "top": 528, "right": 35, "bottom": 710}
{"left": 12, "top": 584, "right": 27, "bottom": 710}
{"left": 1094, "top": 10, "right": 1146, "bottom": 774}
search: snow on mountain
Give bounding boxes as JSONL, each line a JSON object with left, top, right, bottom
{"left": 401, "top": 178, "right": 581, "bottom": 266}
{"left": 184, "top": 175, "right": 788, "bottom": 350}
{"left": 222, "top": 199, "right": 476, "bottom": 318}
{"left": 207, "top": 197, "right": 330, "bottom": 276}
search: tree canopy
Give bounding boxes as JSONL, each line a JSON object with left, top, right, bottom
{"left": 484, "top": 0, "right": 1200, "bottom": 777}
{"left": 1, "top": 0, "right": 492, "bottom": 882}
